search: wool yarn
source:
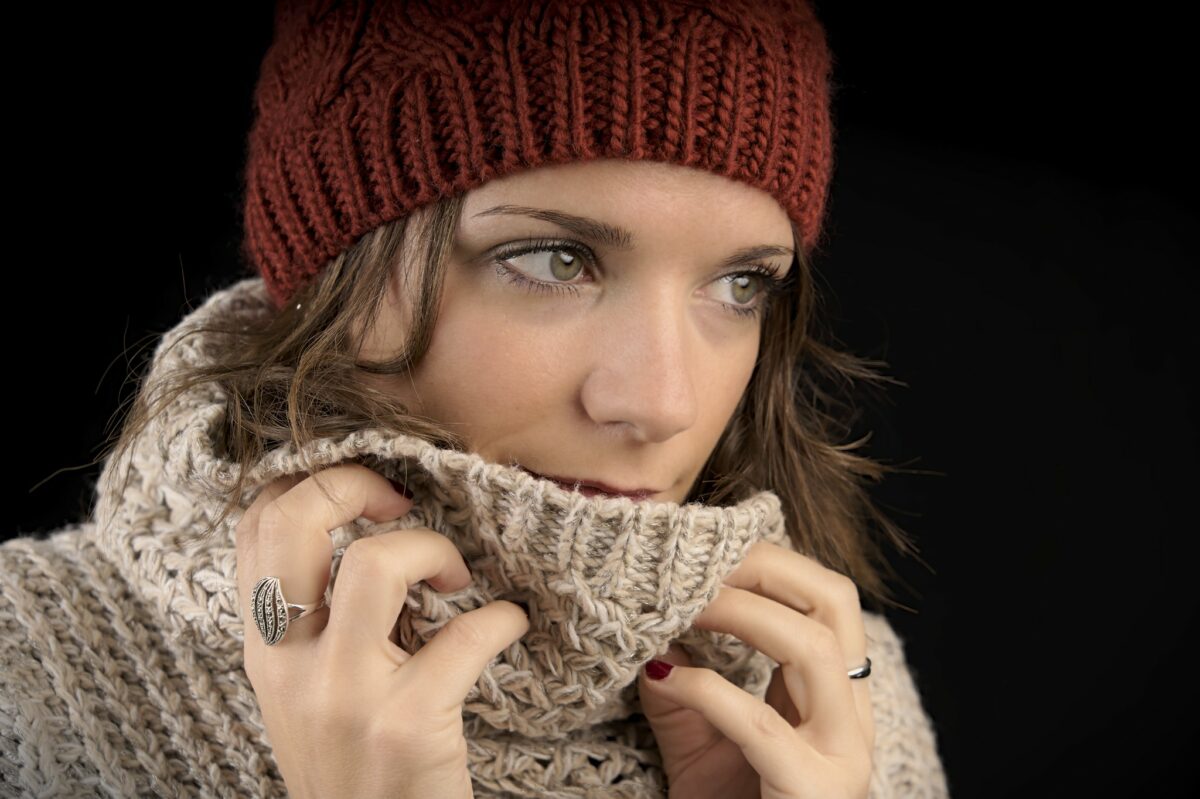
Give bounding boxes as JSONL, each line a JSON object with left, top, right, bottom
{"left": 107, "top": 276, "right": 791, "bottom": 793}
{"left": 0, "top": 278, "right": 950, "bottom": 797}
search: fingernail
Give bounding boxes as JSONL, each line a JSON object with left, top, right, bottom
{"left": 387, "top": 478, "right": 414, "bottom": 500}
{"left": 645, "top": 659, "right": 674, "bottom": 681}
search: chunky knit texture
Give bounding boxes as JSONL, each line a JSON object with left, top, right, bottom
{"left": 242, "top": 0, "right": 837, "bottom": 310}
{"left": 1, "top": 278, "right": 950, "bottom": 797}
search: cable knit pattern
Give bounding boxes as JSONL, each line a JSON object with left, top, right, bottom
{"left": 241, "top": 0, "right": 836, "bottom": 310}
{"left": 1, "top": 278, "right": 949, "bottom": 797}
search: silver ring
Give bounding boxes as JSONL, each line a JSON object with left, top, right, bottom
{"left": 251, "top": 575, "right": 330, "bottom": 647}
{"left": 847, "top": 656, "right": 872, "bottom": 679}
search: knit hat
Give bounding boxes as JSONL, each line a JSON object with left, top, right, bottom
{"left": 241, "top": 0, "right": 836, "bottom": 311}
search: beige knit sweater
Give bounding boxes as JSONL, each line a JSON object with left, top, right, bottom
{"left": 0, "top": 278, "right": 950, "bottom": 798}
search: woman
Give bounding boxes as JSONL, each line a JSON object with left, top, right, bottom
{"left": 0, "top": 1, "right": 950, "bottom": 797}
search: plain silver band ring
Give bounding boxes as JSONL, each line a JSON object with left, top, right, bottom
{"left": 251, "top": 575, "right": 330, "bottom": 647}
{"left": 847, "top": 656, "right": 872, "bottom": 679}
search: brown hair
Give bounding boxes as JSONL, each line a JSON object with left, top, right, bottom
{"left": 95, "top": 192, "right": 933, "bottom": 615}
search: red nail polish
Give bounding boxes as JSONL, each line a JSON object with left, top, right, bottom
{"left": 645, "top": 659, "right": 674, "bottom": 681}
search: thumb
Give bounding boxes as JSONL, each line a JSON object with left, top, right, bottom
{"left": 638, "top": 642, "right": 723, "bottom": 769}
{"left": 638, "top": 642, "right": 694, "bottom": 718}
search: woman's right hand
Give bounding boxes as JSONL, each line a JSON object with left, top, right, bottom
{"left": 235, "top": 463, "right": 529, "bottom": 799}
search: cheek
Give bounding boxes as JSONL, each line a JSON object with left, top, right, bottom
{"left": 708, "top": 355, "right": 755, "bottom": 419}
{"left": 418, "top": 308, "right": 567, "bottom": 419}
{"left": 698, "top": 334, "right": 759, "bottom": 432}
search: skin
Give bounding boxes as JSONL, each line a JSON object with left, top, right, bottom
{"left": 348, "top": 157, "right": 875, "bottom": 797}
{"left": 356, "top": 157, "right": 796, "bottom": 502}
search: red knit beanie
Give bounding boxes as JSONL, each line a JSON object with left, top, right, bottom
{"left": 241, "top": 0, "right": 836, "bottom": 311}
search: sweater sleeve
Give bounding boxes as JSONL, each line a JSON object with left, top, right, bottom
{"left": 0, "top": 692, "right": 23, "bottom": 795}
{"left": 0, "top": 527, "right": 213, "bottom": 798}
{"left": 0, "top": 530, "right": 107, "bottom": 797}
{"left": 862, "top": 610, "right": 951, "bottom": 798}
{"left": 0, "top": 527, "right": 292, "bottom": 798}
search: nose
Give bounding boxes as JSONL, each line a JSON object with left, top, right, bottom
{"left": 579, "top": 283, "right": 699, "bottom": 443}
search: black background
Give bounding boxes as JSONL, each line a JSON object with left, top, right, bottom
{"left": 10, "top": 3, "right": 1197, "bottom": 797}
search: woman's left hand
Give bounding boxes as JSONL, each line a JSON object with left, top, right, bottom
{"left": 637, "top": 541, "right": 876, "bottom": 799}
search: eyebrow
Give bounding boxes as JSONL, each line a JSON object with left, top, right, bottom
{"left": 473, "top": 204, "right": 795, "bottom": 268}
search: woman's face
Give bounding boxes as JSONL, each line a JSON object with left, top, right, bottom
{"left": 359, "top": 158, "right": 796, "bottom": 503}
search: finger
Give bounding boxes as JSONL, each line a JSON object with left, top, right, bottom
{"left": 322, "top": 527, "right": 474, "bottom": 660}
{"left": 722, "top": 543, "right": 873, "bottom": 749}
{"left": 235, "top": 472, "right": 306, "bottom": 605}
{"left": 640, "top": 658, "right": 825, "bottom": 788}
{"left": 253, "top": 463, "right": 414, "bottom": 649}
{"left": 402, "top": 600, "right": 531, "bottom": 713}
{"left": 694, "top": 586, "right": 864, "bottom": 755}
{"left": 724, "top": 542, "right": 867, "bottom": 665}
{"left": 237, "top": 472, "right": 308, "bottom": 681}
{"left": 637, "top": 644, "right": 724, "bottom": 768}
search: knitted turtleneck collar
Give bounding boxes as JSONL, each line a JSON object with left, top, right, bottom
{"left": 90, "top": 276, "right": 794, "bottom": 794}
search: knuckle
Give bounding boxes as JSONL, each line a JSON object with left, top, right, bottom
{"left": 806, "top": 622, "right": 843, "bottom": 663}
{"left": 439, "top": 612, "right": 490, "bottom": 652}
{"left": 256, "top": 501, "right": 302, "bottom": 539}
{"left": 237, "top": 478, "right": 297, "bottom": 545}
{"left": 827, "top": 572, "right": 860, "bottom": 607}
{"left": 336, "top": 537, "right": 388, "bottom": 582}
{"left": 748, "top": 701, "right": 789, "bottom": 740}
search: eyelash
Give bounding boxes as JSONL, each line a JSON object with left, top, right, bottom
{"left": 489, "top": 237, "right": 791, "bottom": 320}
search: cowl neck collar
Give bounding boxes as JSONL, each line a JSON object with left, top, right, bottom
{"left": 92, "top": 277, "right": 794, "bottom": 739}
